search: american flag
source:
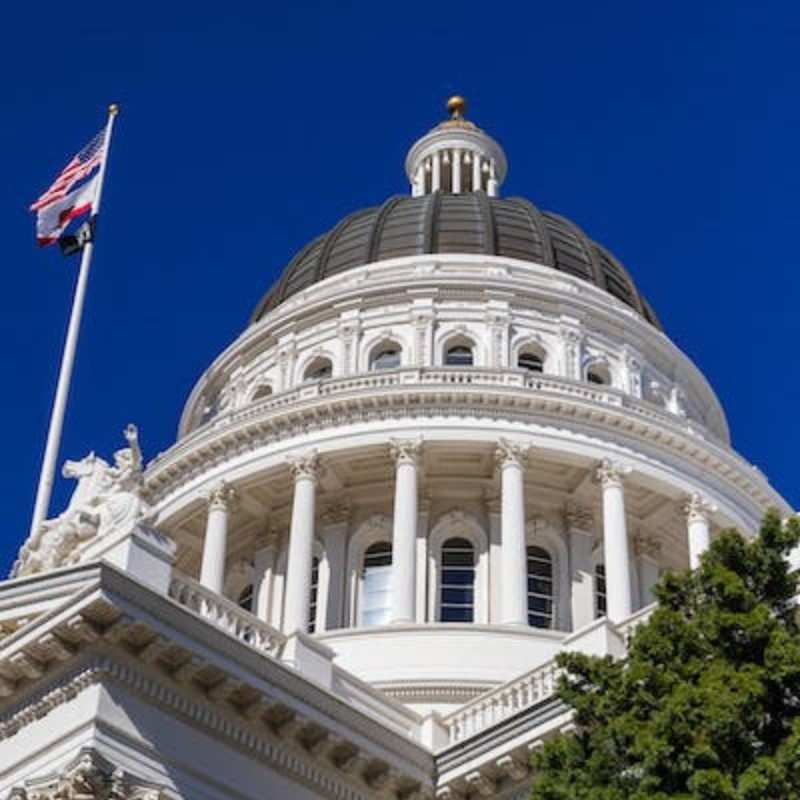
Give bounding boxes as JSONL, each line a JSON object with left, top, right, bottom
{"left": 30, "top": 128, "right": 106, "bottom": 212}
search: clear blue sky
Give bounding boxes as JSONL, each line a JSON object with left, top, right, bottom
{"left": 2, "top": 1, "right": 798, "bottom": 574}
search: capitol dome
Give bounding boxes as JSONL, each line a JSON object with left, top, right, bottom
{"left": 252, "top": 194, "right": 662, "bottom": 329}
{"left": 3, "top": 97, "right": 793, "bottom": 800}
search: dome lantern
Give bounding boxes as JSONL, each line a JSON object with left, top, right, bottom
{"left": 405, "top": 96, "right": 508, "bottom": 197}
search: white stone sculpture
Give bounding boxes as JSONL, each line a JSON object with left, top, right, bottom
{"left": 13, "top": 425, "right": 152, "bottom": 577}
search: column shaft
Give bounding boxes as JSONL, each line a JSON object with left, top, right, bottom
{"left": 686, "top": 493, "right": 714, "bottom": 569}
{"left": 199, "top": 483, "right": 235, "bottom": 594}
{"left": 597, "top": 461, "right": 632, "bottom": 622}
{"left": 284, "top": 453, "right": 319, "bottom": 633}
{"left": 390, "top": 439, "right": 422, "bottom": 624}
{"left": 497, "top": 440, "right": 530, "bottom": 625}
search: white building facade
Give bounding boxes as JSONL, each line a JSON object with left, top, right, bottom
{"left": 0, "top": 98, "right": 792, "bottom": 799}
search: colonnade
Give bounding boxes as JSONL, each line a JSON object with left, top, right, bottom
{"left": 197, "top": 442, "right": 717, "bottom": 633}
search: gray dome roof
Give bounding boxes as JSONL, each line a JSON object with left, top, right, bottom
{"left": 251, "top": 192, "right": 661, "bottom": 329}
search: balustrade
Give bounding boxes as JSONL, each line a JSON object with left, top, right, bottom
{"left": 168, "top": 572, "right": 285, "bottom": 655}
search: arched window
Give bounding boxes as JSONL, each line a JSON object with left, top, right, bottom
{"left": 369, "top": 343, "right": 402, "bottom": 371}
{"left": 440, "top": 537, "right": 475, "bottom": 622}
{"left": 308, "top": 556, "right": 320, "bottom": 633}
{"left": 304, "top": 357, "right": 333, "bottom": 381}
{"left": 238, "top": 584, "right": 254, "bottom": 613}
{"left": 526, "top": 546, "right": 554, "bottom": 628}
{"left": 360, "top": 542, "right": 392, "bottom": 627}
{"left": 595, "top": 563, "right": 607, "bottom": 618}
{"left": 251, "top": 384, "right": 273, "bottom": 402}
{"left": 586, "top": 363, "right": 611, "bottom": 386}
{"left": 518, "top": 350, "right": 544, "bottom": 373}
{"left": 445, "top": 343, "right": 474, "bottom": 367}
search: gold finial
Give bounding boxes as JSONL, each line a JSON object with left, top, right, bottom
{"left": 447, "top": 95, "right": 467, "bottom": 120}
{"left": 108, "top": 103, "right": 120, "bottom": 115}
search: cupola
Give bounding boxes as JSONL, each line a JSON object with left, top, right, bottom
{"left": 404, "top": 96, "right": 508, "bottom": 197}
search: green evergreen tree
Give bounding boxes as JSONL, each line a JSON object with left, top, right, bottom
{"left": 531, "top": 510, "right": 800, "bottom": 800}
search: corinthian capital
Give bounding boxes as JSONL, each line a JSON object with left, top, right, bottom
{"left": 287, "top": 450, "right": 321, "bottom": 482}
{"left": 205, "top": 480, "right": 236, "bottom": 512}
{"left": 495, "top": 438, "right": 532, "bottom": 470}
{"left": 684, "top": 492, "right": 717, "bottom": 524}
{"left": 594, "top": 458, "right": 631, "bottom": 489}
{"left": 389, "top": 437, "right": 423, "bottom": 467}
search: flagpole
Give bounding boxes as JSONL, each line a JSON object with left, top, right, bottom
{"left": 28, "top": 104, "right": 119, "bottom": 540}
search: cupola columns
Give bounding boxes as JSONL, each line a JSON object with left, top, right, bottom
{"left": 405, "top": 96, "right": 507, "bottom": 198}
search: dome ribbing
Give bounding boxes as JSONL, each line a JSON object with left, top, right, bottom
{"left": 251, "top": 192, "right": 661, "bottom": 329}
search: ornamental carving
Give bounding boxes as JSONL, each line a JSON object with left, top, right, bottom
{"left": 204, "top": 480, "right": 236, "bottom": 512}
{"left": 322, "top": 499, "right": 352, "bottom": 526}
{"left": 633, "top": 532, "right": 662, "bottom": 558}
{"left": 684, "top": 491, "right": 717, "bottom": 524}
{"left": 287, "top": 450, "right": 321, "bottom": 482}
{"left": 564, "top": 501, "right": 594, "bottom": 532}
{"left": 594, "top": 458, "right": 631, "bottom": 489}
{"left": 13, "top": 425, "right": 153, "bottom": 578}
{"left": 389, "top": 437, "right": 424, "bottom": 467}
{"left": 495, "top": 438, "right": 532, "bottom": 470}
{"left": 9, "top": 748, "right": 168, "bottom": 800}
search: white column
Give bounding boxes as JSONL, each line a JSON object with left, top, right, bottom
{"left": 565, "top": 502, "right": 595, "bottom": 631}
{"left": 413, "top": 165, "right": 424, "bottom": 197}
{"left": 685, "top": 492, "right": 716, "bottom": 569}
{"left": 452, "top": 148, "right": 462, "bottom": 193}
{"left": 432, "top": 152, "right": 441, "bottom": 192}
{"left": 487, "top": 158, "right": 499, "bottom": 197}
{"left": 496, "top": 439, "right": 532, "bottom": 625}
{"left": 390, "top": 438, "right": 423, "bottom": 623}
{"left": 321, "top": 501, "right": 350, "bottom": 630}
{"left": 284, "top": 451, "right": 320, "bottom": 634}
{"left": 485, "top": 490, "right": 503, "bottom": 624}
{"left": 596, "top": 459, "right": 633, "bottom": 622}
{"left": 416, "top": 491, "right": 432, "bottom": 623}
{"left": 472, "top": 153, "right": 482, "bottom": 192}
{"left": 199, "top": 482, "right": 236, "bottom": 594}
{"left": 253, "top": 528, "right": 279, "bottom": 622}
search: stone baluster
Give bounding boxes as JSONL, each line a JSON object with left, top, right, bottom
{"left": 389, "top": 438, "right": 423, "bottom": 624}
{"left": 595, "top": 459, "right": 633, "bottom": 622}
{"left": 496, "top": 438, "right": 532, "bottom": 625}
{"left": 199, "top": 481, "right": 236, "bottom": 594}
{"left": 284, "top": 451, "right": 321, "bottom": 633}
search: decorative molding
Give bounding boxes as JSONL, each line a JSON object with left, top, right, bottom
{"left": 8, "top": 748, "right": 169, "bottom": 799}
{"left": 594, "top": 458, "right": 631, "bottom": 490}
{"left": 389, "top": 437, "right": 424, "bottom": 468}
{"left": 287, "top": 450, "right": 321, "bottom": 483}
{"left": 563, "top": 501, "right": 594, "bottom": 533}
{"left": 684, "top": 491, "right": 717, "bottom": 524}
{"left": 494, "top": 438, "right": 532, "bottom": 470}
{"left": 204, "top": 480, "right": 236, "bottom": 512}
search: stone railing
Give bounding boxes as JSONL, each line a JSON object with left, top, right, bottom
{"left": 442, "top": 657, "right": 561, "bottom": 745}
{"left": 440, "top": 607, "right": 659, "bottom": 746}
{"left": 168, "top": 572, "right": 285, "bottom": 656}
{"left": 616, "top": 601, "right": 657, "bottom": 643}
{"left": 191, "top": 367, "right": 711, "bottom": 443}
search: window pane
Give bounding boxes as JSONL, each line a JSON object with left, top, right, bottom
{"left": 361, "top": 544, "right": 392, "bottom": 627}
{"left": 527, "top": 545, "right": 553, "bottom": 629}
{"left": 441, "top": 605, "right": 473, "bottom": 622}
{"left": 440, "top": 538, "right": 475, "bottom": 622}
{"left": 445, "top": 346, "right": 474, "bottom": 366}
{"left": 371, "top": 349, "right": 401, "bottom": 370}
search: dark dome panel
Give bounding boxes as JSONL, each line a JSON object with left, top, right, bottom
{"left": 251, "top": 193, "right": 661, "bottom": 329}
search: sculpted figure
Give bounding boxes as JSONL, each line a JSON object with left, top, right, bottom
{"left": 13, "top": 425, "right": 151, "bottom": 577}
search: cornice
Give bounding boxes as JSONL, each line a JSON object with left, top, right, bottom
{"left": 144, "top": 373, "right": 785, "bottom": 522}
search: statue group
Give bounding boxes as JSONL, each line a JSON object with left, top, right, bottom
{"left": 13, "top": 425, "right": 152, "bottom": 577}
